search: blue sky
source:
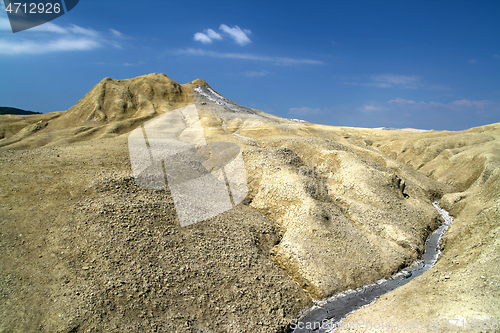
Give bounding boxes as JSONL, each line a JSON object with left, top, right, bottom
{"left": 0, "top": 0, "right": 499, "bottom": 130}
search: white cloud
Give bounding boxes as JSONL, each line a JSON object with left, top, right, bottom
{"left": 389, "top": 98, "right": 417, "bottom": 104}
{"left": 193, "top": 29, "right": 222, "bottom": 44}
{"left": 171, "top": 48, "right": 324, "bottom": 65}
{"left": 0, "top": 18, "right": 125, "bottom": 55}
{"left": 243, "top": 69, "right": 273, "bottom": 77}
{"left": 468, "top": 59, "right": 477, "bottom": 64}
{"left": 194, "top": 25, "right": 250, "bottom": 46}
{"left": 194, "top": 32, "right": 212, "bottom": 44}
{"left": 219, "top": 24, "right": 251, "bottom": 46}
{"left": 206, "top": 29, "right": 222, "bottom": 40}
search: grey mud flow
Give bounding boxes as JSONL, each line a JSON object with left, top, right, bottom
{"left": 4, "top": 0, "right": 79, "bottom": 33}
{"left": 289, "top": 202, "right": 453, "bottom": 333}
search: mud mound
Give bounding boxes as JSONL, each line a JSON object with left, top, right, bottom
{"left": 0, "top": 74, "right": 204, "bottom": 150}
{"left": 55, "top": 73, "right": 189, "bottom": 126}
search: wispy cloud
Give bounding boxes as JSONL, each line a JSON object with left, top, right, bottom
{"left": 325, "top": 97, "right": 499, "bottom": 130}
{"left": 0, "top": 38, "right": 100, "bottom": 54}
{"left": 194, "top": 24, "right": 251, "bottom": 46}
{"left": 242, "top": 69, "right": 273, "bottom": 77}
{"left": 360, "top": 104, "right": 389, "bottom": 112}
{"left": 28, "top": 21, "right": 67, "bottom": 33}
{"left": 388, "top": 98, "right": 496, "bottom": 111}
{"left": 190, "top": 24, "right": 320, "bottom": 66}
{"left": 171, "top": 48, "right": 324, "bottom": 65}
{"left": 388, "top": 98, "right": 417, "bottom": 105}
{"left": 0, "top": 17, "right": 124, "bottom": 55}
{"left": 370, "top": 74, "right": 420, "bottom": 88}
{"left": 289, "top": 107, "right": 332, "bottom": 116}
{"left": 355, "top": 74, "right": 421, "bottom": 89}
{"left": 342, "top": 98, "right": 498, "bottom": 117}
{"left": 448, "top": 99, "right": 493, "bottom": 109}
{"left": 66, "top": 24, "right": 99, "bottom": 37}
{"left": 343, "top": 74, "right": 449, "bottom": 90}
{"left": 468, "top": 59, "right": 477, "bottom": 64}
{"left": 109, "top": 28, "right": 124, "bottom": 38}
{"left": 95, "top": 60, "right": 147, "bottom": 67}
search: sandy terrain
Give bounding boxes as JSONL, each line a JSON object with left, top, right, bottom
{"left": 0, "top": 73, "right": 498, "bottom": 332}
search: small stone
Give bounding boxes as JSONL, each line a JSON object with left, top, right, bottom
{"left": 82, "top": 266, "right": 90, "bottom": 270}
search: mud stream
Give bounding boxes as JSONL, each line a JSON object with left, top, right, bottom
{"left": 289, "top": 201, "right": 454, "bottom": 332}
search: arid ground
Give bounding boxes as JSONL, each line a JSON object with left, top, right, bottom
{"left": 1, "top": 74, "right": 498, "bottom": 332}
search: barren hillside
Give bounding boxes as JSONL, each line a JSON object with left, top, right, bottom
{"left": 1, "top": 73, "right": 498, "bottom": 333}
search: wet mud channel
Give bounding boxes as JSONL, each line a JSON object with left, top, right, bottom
{"left": 289, "top": 201, "right": 454, "bottom": 332}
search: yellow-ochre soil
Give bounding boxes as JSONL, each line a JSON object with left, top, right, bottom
{"left": 0, "top": 73, "right": 498, "bottom": 332}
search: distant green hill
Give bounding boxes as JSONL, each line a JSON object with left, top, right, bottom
{"left": 0, "top": 107, "right": 41, "bottom": 115}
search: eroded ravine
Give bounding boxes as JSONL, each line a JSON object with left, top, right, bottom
{"left": 289, "top": 201, "right": 454, "bottom": 333}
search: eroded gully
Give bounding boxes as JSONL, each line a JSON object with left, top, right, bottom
{"left": 288, "top": 201, "right": 454, "bottom": 333}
